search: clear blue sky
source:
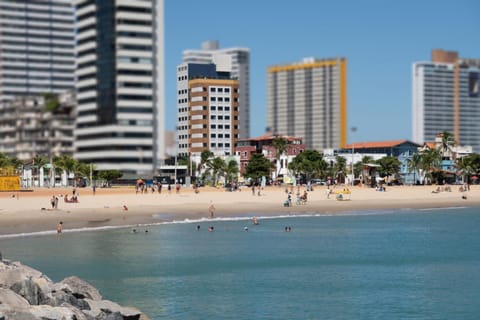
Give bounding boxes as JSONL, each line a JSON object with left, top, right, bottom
{"left": 164, "top": 0, "right": 480, "bottom": 144}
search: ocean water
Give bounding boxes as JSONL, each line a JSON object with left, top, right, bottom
{"left": 1, "top": 207, "right": 480, "bottom": 319}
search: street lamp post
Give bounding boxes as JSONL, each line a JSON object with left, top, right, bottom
{"left": 351, "top": 127, "right": 357, "bottom": 186}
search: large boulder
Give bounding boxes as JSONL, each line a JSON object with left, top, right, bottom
{"left": 0, "top": 260, "right": 148, "bottom": 320}
{"left": 61, "top": 276, "right": 102, "bottom": 301}
{"left": 83, "top": 299, "right": 142, "bottom": 320}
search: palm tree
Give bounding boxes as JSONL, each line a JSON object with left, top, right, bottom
{"left": 272, "top": 136, "right": 288, "bottom": 180}
{"left": 440, "top": 131, "right": 456, "bottom": 159}
{"left": 54, "top": 155, "right": 78, "bottom": 186}
{"left": 33, "top": 155, "right": 49, "bottom": 187}
{"left": 207, "top": 157, "right": 226, "bottom": 186}
{"left": 420, "top": 149, "right": 441, "bottom": 184}
{"left": 406, "top": 153, "right": 422, "bottom": 185}
{"left": 224, "top": 159, "right": 239, "bottom": 185}
{"left": 334, "top": 156, "right": 347, "bottom": 183}
{"left": 198, "top": 149, "right": 213, "bottom": 175}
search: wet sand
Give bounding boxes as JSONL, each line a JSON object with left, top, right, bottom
{"left": 0, "top": 184, "right": 477, "bottom": 236}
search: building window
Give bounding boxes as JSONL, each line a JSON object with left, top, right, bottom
{"left": 210, "top": 97, "right": 216, "bottom": 102}
{"left": 210, "top": 87, "right": 216, "bottom": 92}
{"left": 211, "top": 106, "right": 216, "bottom": 110}
{"left": 218, "top": 88, "right": 223, "bottom": 92}
{"left": 225, "top": 88, "right": 230, "bottom": 93}
{"left": 211, "top": 143, "right": 216, "bottom": 148}
{"left": 210, "top": 134, "right": 216, "bottom": 138}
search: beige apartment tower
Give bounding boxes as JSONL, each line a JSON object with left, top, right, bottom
{"left": 267, "top": 57, "right": 347, "bottom": 150}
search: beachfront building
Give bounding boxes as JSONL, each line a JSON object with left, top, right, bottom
{"left": 419, "top": 133, "right": 473, "bottom": 182}
{"left": 235, "top": 134, "right": 305, "bottom": 180}
{"left": 74, "top": 0, "right": 164, "bottom": 174}
{"left": 267, "top": 57, "right": 348, "bottom": 150}
{"left": 0, "top": 91, "right": 76, "bottom": 188}
{"left": 176, "top": 63, "right": 240, "bottom": 159}
{"left": 413, "top": 49, "right": 480, "bottom": 152}
{"left": 183, "top": 41, "right": 250, "bottom": 138}
{"left": 0, "top": 91, "right": 75, "bottom": 161}
{"left": 0, "top": 0, "right": 75, "bottom": 105}
{"left": 342, "top": 140, "right": 422, "bottom": 184}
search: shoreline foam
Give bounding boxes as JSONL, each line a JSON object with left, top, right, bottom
{"left": 0, "top": 185, "right": 478, "bottom": 236}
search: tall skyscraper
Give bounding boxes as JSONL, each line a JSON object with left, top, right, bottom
{"left": 0, "top": 0, "right": 75, "bottom": 105}
{"left": 183, "top": 41, "right": 250, "bottom": 138}
{"left": 177, "top": 63, "right": 239, "bottom": 157}
{"left": 413, "top": 49, "right": 480, "bottom": 151}
{"left": 267, "top": 57, "right": 347, "bottom": 150}
{"left": 74, "top": 0, "right": 164, "bottom": 174}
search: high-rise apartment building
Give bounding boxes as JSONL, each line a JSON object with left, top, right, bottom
{"left": 267, "top": 57, "right": 347, "bottom": 150}
{"left": 177, "top": 63, "right": 239, "bottom": 157}
{"left": 183, "top": 41, "right": 250, "bottom": 138}
{"left": 0, "top": 91, "right": 76, "bottom": 161}
{"left": 413, "top": 49, "right": 480, "bottom": 151}
{"left": 0, "top": 0, "right": 75, "bottom": 105}
{"left": 74, "top": 0, "right": 164, "bottom": 174}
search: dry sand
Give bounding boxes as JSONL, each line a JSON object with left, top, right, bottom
{"left": 0, "top": 184, "right": 478, "bottom": 236}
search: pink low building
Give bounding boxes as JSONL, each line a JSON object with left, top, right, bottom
{"left": 235, "top": 134, "right": 305, "bottom": 178}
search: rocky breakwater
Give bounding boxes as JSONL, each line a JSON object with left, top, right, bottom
{"left": 0, "top": 259, "right": 149, "bottom": 320}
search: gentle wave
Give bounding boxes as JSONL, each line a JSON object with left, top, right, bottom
{"left": 0, "top": 207, "right": 472, "bottom": 239}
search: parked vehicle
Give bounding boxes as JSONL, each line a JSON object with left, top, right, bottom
{"left": 311, "top": 179, "right": 327, "bottom": 185}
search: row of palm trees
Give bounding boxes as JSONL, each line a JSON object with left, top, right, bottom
{"left": 197, "top": 150, "right": 239, "bottom": 186}
{"left": 0, "top": 152, "right": 94, "bottom": 187}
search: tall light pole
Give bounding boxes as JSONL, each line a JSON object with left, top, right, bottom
{"left": 351, "top": 127, "right": 357, "bottom": 186}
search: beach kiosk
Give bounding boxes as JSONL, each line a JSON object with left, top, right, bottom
{"left": 0, "top": 167, "right": 21, "bottom": 191}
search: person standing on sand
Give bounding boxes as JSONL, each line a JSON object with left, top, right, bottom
{"left": 92, "top": 185, "right": 96, "bottom": 195}
{"left": 50, "top": 195, "right": 56, "bottom": 209}
{"left": 56, "top": 221, "right": 63, "bottom": 237}
{"left": 209, "top": 201, "right": 215, "bottom": 218}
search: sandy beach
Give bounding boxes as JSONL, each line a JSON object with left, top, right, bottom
{"left": 0, "top": 184, "right": 478, "bottom": 236}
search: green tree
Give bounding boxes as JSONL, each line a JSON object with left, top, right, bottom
{"left": 334, "top": 156, "right": 348, "bottom": 183}
{"left": 406, "top": 153, "right": 422, "bottom": 185}
{"left": 224, "top": 159, "right": 239, "bottom": 185}
{"left": 43, "top": 93, "right": 60, "bottom": 112}
{"left": 440, "top": 131, "right": 456, "bottom": 159}
{"left": 376, "top": 156, "right": 402, "bottom": 181}
{"left": 456, "top": 153, "right": 480, "bottom": 183}
{"left": 33, "top": 155, "right": 49, "bottom": 187}
{"left": 98, "top": 170, "right": 123, "bottom": 187}
{"left": 245, "top": 153, "right": 273, "bottom": 181}
{"left": 288, "top": 150, "right": 326, "bottom": 182}
{"left": 272, "top": 137, "right": 288, "bottom": 179}
{"left": 53, "top": 155, "right": 78, "bottom": 186}
{"left": 197, "top": 149, "right": 213, "bottom": 181}
{"left": 0, "top": 153, "right": 10, "bottom": 167}
{"left": 420, "top": 148, "right": 441, "bottom": 184}
{"left": 178, "top": 156, "right": 197, "bottom": 177}
{"left": 206, "top": 157, "right": 226, "bottom": 186}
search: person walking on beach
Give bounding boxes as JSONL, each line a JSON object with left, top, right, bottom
{"left": 209, "top": 201, "right": 215, "bottom": 218}
{"left": 56, "top": 221, "right": 63, "bottom": 237}
{"left": 168, "top": 184, "right": 171, "bottom": 194}
{"left": 92, "top": 185, "right": 96, "bottom": 195}
{"left": 252, "top": 185, "right": 255, "bottom": 196}
{"left": 50, "top": 195, "right": 56, "bottom": 209}
{"left": 54, "top": 196, "right": 59, "bottom": 209}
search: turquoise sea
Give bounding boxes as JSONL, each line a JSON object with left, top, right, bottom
{"left": 1, "top": 207, "right": 480, "bottom": 319}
